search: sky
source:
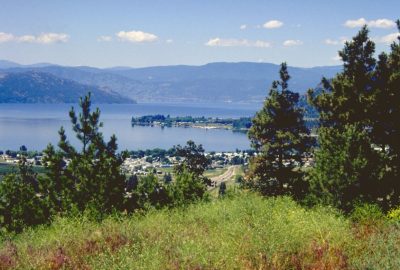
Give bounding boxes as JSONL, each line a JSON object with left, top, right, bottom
{"left": 0, "top": 0, "right": 399, "bottom": 68}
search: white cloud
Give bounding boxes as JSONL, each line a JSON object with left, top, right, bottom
{"left": 324, "top": 38, "right": 339, "bottom": 45}
{"left": 205, "top": 38, "right": 271, "bottom": 48}
{"left": 35, "top": 33, "right": 69, "bottom": 44}
{"left": 166, "top": 39, "right": 173, "bottom": 44}
{"left": 0, "top": 32, "right": 69, "bottom": 44}
{"left": 283, "top": 39, "right": 303, "bottom": 46}
{"left": 375, "top": 32, "right": 400, "bottom": 44}
{"left": 369, "top": 19, "right": 396, "bottom": 28}
{"left": 0, "top": 32, "right": 14, "bottom": 43}
{"left": 252, "top": 40, "right": 271, "bottom": 47}
{"left": 17, "top": 35, "right": 36, "bottom": 43}
{"left": 344, "top": 18, "right": 396, "bottom": 28}
{"left": 344, "top": 18, "right": 368, "bottom": 28}
{"left": 324, "top": 37, "right": 348, "bottom": 45}
{"left": 116, "top": 30, "right": 158, "bottom": 43}
{"left": 263, "top": 20, "right": 283, "bottom": 29}
{"left": 97, "top": 35, "right": 112, "bottom": 42}
{"left": 240, "top": 24, "right": 247, "bottom": 30}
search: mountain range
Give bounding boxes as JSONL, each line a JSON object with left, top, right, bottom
{"left": 0, "top": 60, "right": 341, "bottom": 103}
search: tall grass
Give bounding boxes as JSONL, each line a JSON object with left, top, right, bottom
{"left": 0, "top": 191, "right": 398, "bottom": 269}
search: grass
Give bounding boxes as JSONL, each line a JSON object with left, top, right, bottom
{"left": 0, "top": 191, "right": 399, "bottom": 269}
{"left": 204, "top": 167, "right": 228, "bottom": 178}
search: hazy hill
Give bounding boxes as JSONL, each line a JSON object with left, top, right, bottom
{"left": 0, "top": 61, "right": 341, "bottom": 103}
{"left": 0, "top": 71, "right": 135, "bottom": 103}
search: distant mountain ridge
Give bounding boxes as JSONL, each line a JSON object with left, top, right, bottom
{"left": 0, "top": 60, "right": 341, "bottom": 103}
{"left": 0, "top": 71, "right": 135, "bottom": 103}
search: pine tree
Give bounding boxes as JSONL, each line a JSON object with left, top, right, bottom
{"left": 307, "top": 26, "right": 388, "bottom": 210}
{"left": 43, "top": 93, "right": 128, "bottom": 214}
{"left": 247, "top": 63, "right": 312, "bottom": 197}
{"left": 370, "top": 20, "right": 400, "bottom": 207}
{"left": 307, "top": 125, "right": 382, "bottom": 210}
{"left": 308, "top": 26, "right": 376, "bottom": 128}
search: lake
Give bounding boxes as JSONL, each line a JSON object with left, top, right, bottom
{"left": 0, "top": 103, "right": 261, "bottom": 152}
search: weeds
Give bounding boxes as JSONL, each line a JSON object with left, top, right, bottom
{"left": 0, "top": 192, "right": 398, "bottom": 269}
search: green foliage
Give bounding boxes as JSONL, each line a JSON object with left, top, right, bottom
{"left": 43, "top": 93, "right": 128, "bottom": 215}
{"left": 134, "top": 174, "right": 171, "bottom": 209}
{"left": 308, "top": 23, "right": 400, "bottom": 210}
{"left": 0, "top": 157, "right": 51, "bottom": 233}
{"left": 163, "top": 172, "right": 172, "bottom": 184}
{"left": 350, "top": 203, "right": 385, "bottom": 225}
{"left": 309, "top": 26, "right": 376, "bottom": 128}
{"left": 173, "top": 140, "right": 211, "bottom": 185}
{"left": 218, "top": 182, "right": 227, "bottom": 197}
{"left": 307, "top": 125, "right": 383, "bottom": 210}
{"left": 247, "top": 63, "right": 313, "bottom": 197}
{"left": 0, "top": 193, "right": 363, "bottom": 269}
{"left": 387, "top": 206, "right": 400, "bottom": 222}
{"left": 170, "top": 168, "right": 207, "bottom": 206}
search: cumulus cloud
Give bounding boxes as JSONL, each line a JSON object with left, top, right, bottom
{"left": 0, "top": 32, "right": 14, "bottom": 43}
{"left": 283, "top": 39, "right": 303, "bottom": 46}
{"left": 263, "top": 20, "right": 283, "bottom": 29}
{"left": 97, "top": 35, "right": 112, "bottom": 42}
{"left": 324, "top": 38, "right": 339, "bottom": 45}
{"left": 324, "top": 37, "right": 348, "bottom": 45}
{"left": 344, "top": 18, "right": 396, "bottom": 28}
{"left": 116, "top": 30, "right": 158, "bottom": 42}
{"left": 35, "top": 33, "right": 69, "bottom": 44}
{"left": 17, "top": 35, "right": 36, "bottom": 43}
{"left": 344, "top": 18, "right": 368, "bottom": 28}
{"left": 0, "top": 32, "right": 69, "bottom": 44}
{"left": 375, "top": 32, "right": 400, "bottom": 44}
{"left": 369, "top": 19, "right": 396, "bottom": 28}
{"left": 205, "top": 38, "right": 271, "bottom": 48}
{"left": 240, "top": 24, "right": 247, "bottom": 30}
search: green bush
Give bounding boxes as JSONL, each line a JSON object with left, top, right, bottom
{"left": 170, "top": 168, "right": 207, "bottom": 206}
{"left": 350, "top": 203, "right": 385, "bottom": 225}
{"left": 387, "top": 206, "right": 400, "bottom": 222}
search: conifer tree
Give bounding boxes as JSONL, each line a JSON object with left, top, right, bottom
{"left": 308, "top": 26, "right": 376, "bottom": 128}
{"left": 370, "top": 20, "right": 400, "bottom": 207}
{"left": 44, "top": 93, "right": 128, "bottom": 214}
{"left": 247, "top": 63, "right": 312, "bottom": 197}
{"left": 307, "top": 26, "right": 387, "bottom": 209}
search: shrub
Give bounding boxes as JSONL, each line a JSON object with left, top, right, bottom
{"left": 387, "top": 206, "right": 400, "bottom": 222}
{"left": 350, "top": 203, "right": 385, "bottom": 225}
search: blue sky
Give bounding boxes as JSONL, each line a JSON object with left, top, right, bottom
{"left": 0, "top": 0, "right": 399, "bottom": 68}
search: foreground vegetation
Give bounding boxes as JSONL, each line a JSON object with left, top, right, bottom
{"left": 0, "top": 192, "right": 399, "bottom": 270}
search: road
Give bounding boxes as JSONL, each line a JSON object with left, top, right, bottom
{"left": 210, "top": 165, "right": 239, "bottom": 188}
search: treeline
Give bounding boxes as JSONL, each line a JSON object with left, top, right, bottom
{"left": 246, "top": 21, "right": 400, "bottom": 212}
{"left": 131, "top": 114, "right": 253, "bottom": 130}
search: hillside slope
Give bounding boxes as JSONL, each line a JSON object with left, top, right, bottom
{"left": 0, "top": 192, "right": 397, "bottom": 269}
{"left": 0, "top": 71, "right": 135, "bottom": 103}
{"left": 1, "top": 61, "right": 341, "bottom": 103}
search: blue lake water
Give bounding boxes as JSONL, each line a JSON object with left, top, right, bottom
{"left": 0, "top": 103, "right": 261, "bottom": 152}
